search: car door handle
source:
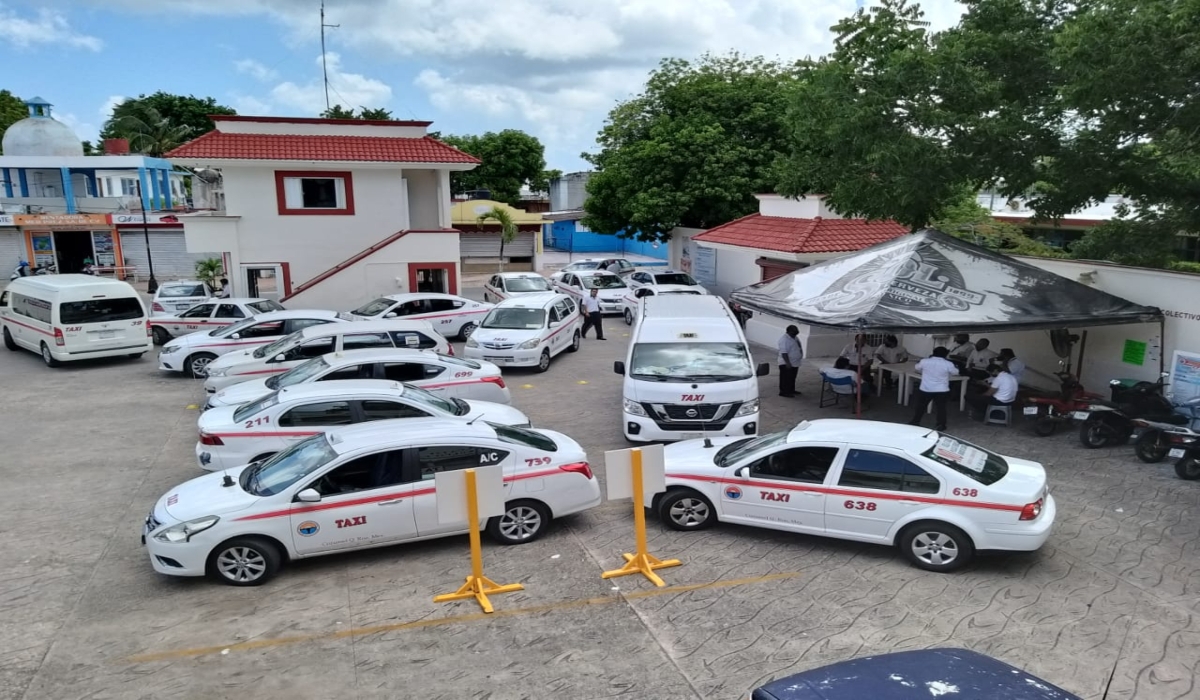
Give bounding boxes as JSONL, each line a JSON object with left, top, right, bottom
{"left": 377, "top": 499, "right": 405, "bottom": 506}
{"left": 899, "top": 500, "right": 921, "bottom": 505}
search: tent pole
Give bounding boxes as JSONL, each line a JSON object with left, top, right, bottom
{"left": 855, "top": 339, "right": 863, "bottom": 417}
{"left": 1159, "top": 317, "right": 1166, "bottom": 376}
{"left": 1076, "top": 330, "right": 1088, "bottom": 385}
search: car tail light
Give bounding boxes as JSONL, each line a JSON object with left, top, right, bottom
{"left": 446, "top": 344, "right": 455, "bottom": 356}
{"left": 53, "top": 327, "right": 65, "bottom": 346}
{"left": 146, "top": 322, "right": 153, "bottom": 337}
{"left": 1019, "top": 498, "right": 1044, "bottom": 521}
{"left": 152, "top": 302, "right": 165, "bottom": 313}
{"left": 482, "top": 375, "right": 506, "bottom": 388}
{"left": 559, "top": 462, "right": 593, "bottom": 480}
{"left": 199, "top": 431, "right": 225, "bottom": 446}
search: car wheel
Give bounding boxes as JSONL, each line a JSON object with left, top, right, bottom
{"left": 658, "top": 489, "right": 716, "bottom": 531}
{"left": 1176, "top": 457, "right": 1200, "bottom": 480}
{"left": 1134, "top": 430, "right": 1169, "bottom": 463}
{"left": 151, "top": 326, "right": 170, "bottom": 345}
{"left": 40, "top": 342, "right": 60, "bottom": 368}
{"left": 3, "top": 327, "right": 16, "bottom": 351}
{"left": 487, "top": 500, "right": 550, "bottom": 545}
{"left": 1079, "top": 419, "right": 1111, "bottom": 449}
{"left": 207, "top": 536, "right": 282, "bottom": 586}
{"left": 624, "top": 308, "right": 634, "bottom": 326}
{"left": 536, "top": 349, "right": 551, "bottom": 373}
{"left": 459, "top": 322, "right": 477, "bottom": 341}
{"left": 126, "top": 353, "right": 144, "bottom": 359}
{"left": 184, "top": 352, "right": 217, "bottom": 378}
{"left": 567, "top": 331, "right": 581, "bottom": 353}
{"left": 899, "top": 521, "right": 974, "bottom": 573}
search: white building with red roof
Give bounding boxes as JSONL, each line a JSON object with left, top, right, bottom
{"left": 166, "top": 115, "right": 480, "bottom": 309}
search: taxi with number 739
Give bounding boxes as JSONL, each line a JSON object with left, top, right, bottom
{"left": 655, "top": 419, "right": 1055, "bottom": 572}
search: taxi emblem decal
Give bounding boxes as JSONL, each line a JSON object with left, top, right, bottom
{"left": 725, "top": 486, "right": 742, "bottom": 500}
{"left": 297, "top": 521, "right": 320, "bottom": 537}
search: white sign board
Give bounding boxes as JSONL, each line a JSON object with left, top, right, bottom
{"left": 605, "top": 444, "right": 666, "bottom": 502}
{"left": 434, "top": 465, "right": 505, "bottom": 524}
{"left": 1170, "top": 350, "right": 1200, "bottom": 404}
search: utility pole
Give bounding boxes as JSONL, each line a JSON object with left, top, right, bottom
{"left": 320, "top": 1, "right": 339, "bottom": 112}
{"left": 135, "top": 181, "right": 159, "bottom": 293}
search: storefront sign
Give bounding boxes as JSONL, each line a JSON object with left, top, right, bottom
{"left": 14, "top": 214, "right": 110, "bottom": 229}
{"left": 111, "top": 212, "right": 180, "bottom": 225}
{"left": 0, "top": 214, "right": 14, "bottom": 227}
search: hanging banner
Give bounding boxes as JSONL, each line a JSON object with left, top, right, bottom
{"left": 91, "top": 231, "right": 116, "bottom": 267}
{"left": 30, "top": 234, "right": 54, "bottom": 268}
{"left": 15, "top": 214, "right": 110, "bottom": 230}
{"left": 1170, "top": 351, "right": 1200, "bottom": 403}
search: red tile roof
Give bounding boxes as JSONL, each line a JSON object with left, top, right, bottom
{"left": 692, "top": 214, "right": 909, "bottom": 254}
{"left": 165, "top": 130, "right": 480, "bottom": 164}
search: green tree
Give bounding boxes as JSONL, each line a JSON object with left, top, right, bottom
{"left": 439, "top": 130, "right": 548, "bottom": 206}
{"left": 357, "top": 107, "right": 393, "bottom": 120}
{"left": 0, "top": 89, "right": 29, "bottom": 155}
{"left": 1070, "top": 204, "right": 1184, "bottom": 268}
{"left": 101, "top": 92, "right": 235, "bottom": 142}
{"left": 583, "top": 53, "right": 803, "bottom": 241}
{"left": 319, "top": 106, "right": 394, "bottom": 120}
{"left": 109, "top": 103, "right": 193, "bottom": 157}
{"left": 194, "top": 258, "right": 224, "bottom": 287}
{"left": 932, "top": 189, "right": 1066, "bottom": 258}
{"left": 476, "top": 206, "right": 518, "bottom": 271}
{"left": 320, "top": 105, "right": 357, "bottom": 119}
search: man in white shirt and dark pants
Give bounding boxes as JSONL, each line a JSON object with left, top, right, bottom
{"left": 908, "top": 346, "right": 959, "bottom": 431}
{"left": 581, "top": 288, "right": 605, "bottom": 340}
{"left": 777, "top": 325, "right": 804, "bottom": 398}
{"left": 966, "top": 361, "right": 1019, "bottom": 421}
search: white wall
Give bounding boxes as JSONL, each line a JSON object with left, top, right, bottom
{"left": 404, "top": 169, "right": 440, "bottom": 230}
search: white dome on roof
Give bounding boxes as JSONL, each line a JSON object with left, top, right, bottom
{"left": 2, "top": 97, "right": 83, "bottom": 157}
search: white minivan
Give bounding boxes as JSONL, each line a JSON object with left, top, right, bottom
{"left": 463, "top": 292, "right": 583, "bottom": 372}
{"left": 1, "top": 275, "right": 153, "bottom": 367}
{"left": 614, "top": 295, "right": 769, "bottom": 443}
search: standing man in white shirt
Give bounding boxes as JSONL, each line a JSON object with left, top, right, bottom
{"left": 581, "top": 288, "right": 605, "bottom": 340}
{"left": 907, "top": 346, "right": 959, "bottom": 431}
{"left": 777, "top": 325, "right": 804, "bottom": 398}
{"left": 605, "top": 260, "right": 622, "bottom": 275}
{"left": 966, "top": 361, "right": 1019, "bottom": 420}
{"left": 948, "top": 334, "right": 974, "bottom": 363}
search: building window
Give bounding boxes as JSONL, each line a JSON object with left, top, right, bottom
{"left": 756, "top": 257, "right": 808, "bottom": 282}
{"left": 274, "top": 170, "right": 355, "bottom": 216}
{"left": 120, "top": 178, "right": 138, "bottom": 196}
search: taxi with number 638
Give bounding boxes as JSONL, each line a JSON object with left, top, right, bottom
{"left": 656, "top": 419, "right": 1055, "bottom": 572}
{"left": 143, "top": 418, "right": 602, "bottom": 586}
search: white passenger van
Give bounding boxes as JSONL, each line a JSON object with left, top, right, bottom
{"left": 614, "top": 295, "right": 769, "bottom": 442}
{"left": 463, "top": 292, "right": 583, "bottom": 372}
{"left": 1, "top": 275, "right": 152, "bottom": 367}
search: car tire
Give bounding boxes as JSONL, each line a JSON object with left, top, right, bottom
{"left": 658, "top": 489, "right": 717, "bottom": 531}
{"left": 487, "top": 500, "right": 550, "bottom": 545}
{"left": 207, "top": 536, "right": 282, "bottom": 586}
{"left": 152, "top": 326, "right": 170, "bottom": 345}
{"left": 1079, "top": 419, "right": 1111, "bottom": 449}
{"left": 898, "top": 521, "right": 974, "bottom": 573}
{"left": 40, "top": 342, "right": 60, "bottom": 368}
{"left": 1134, "top": 430, "right": 1169, "bottom": 463}
{"left": 1176, "top": 457, "right": 1200, "bottom": 480}
{"left": 459, "top": 322, "right": 477, "bottom": 341}
{"left": 3, "top": 327, "right": 16, "bottom": 351}
{"left": 624, "top": 308, "right": 634, "bottom": 326}
{"left": 126, "top": 353, "right": 144, "bottom": 359}
{"left": 567, "top": 331, "right": 580, "bottom": 353}
{"left": 184, "top": 352, "right": 217, "bottom": 378}
{"left": 536, "top": 349, "right": 551, "bottom": 373}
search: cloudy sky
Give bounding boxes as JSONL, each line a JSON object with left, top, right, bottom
{"left": 4, "top": 0, "right": 963, "bottom": 171}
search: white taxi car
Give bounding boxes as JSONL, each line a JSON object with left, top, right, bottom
{"left": 144, "top": 418, "right": 602, "bottom": 585}
{"left": 151, "top": 279, "right": 215, "bottom": 314}
{"left": 621, "top": 284, "right": 706, "bottom": 325}
{"left": 205, "top": 348, "right": 511, "bottom": 408}
{"left": 463, "top": 292, "right": 582, "bottom": 372}
{"left": 626, "top": 268, "right": 707, "bottom": 293}
{"left": 549, "top": 258, "right": 635, "bottom": 282}
{"left": 202, "top": 320, "right": 451, "bottom": 392}
{"left": 656, "top": 419, "right": 1055, "bottom": 572}
{"left": 196, "top": 379, "right": 531, "bottom": 472}
{"left": 149, "top": 297, "right": 284, "bottom": 345}
{"left": 554, "top": 270, "right": 628, "bottom": 315}
{"left": 346, "top": 293, "right": 492, "bottom": 340}
{"left": 158, "top": 310, "right": 344, "bottom": 378}
{"left": 482, "top": 272, "right": 554, "bottom": 303}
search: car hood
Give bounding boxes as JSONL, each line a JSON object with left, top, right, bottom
{"left": 460, "top": 399, "right": 530, "bottom": 426}
{"left": 157, "top": 466, "right": 260, "bottom": 522}
{"left": 198, "top": 404, "right": 240, "bottom": 431}
{"left": 663, "top": 437, "right": 742, "bottom": 472}
{"left": 210, "top": 378, "right": 273, "bottom": 407}
{"left": 626, "top": 380, "right": 756, "bottom": 404}
{"left": 207, "top": 347, "right": 258, "bottom": 369}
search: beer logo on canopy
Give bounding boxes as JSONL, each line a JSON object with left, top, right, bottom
{"left": 801, "top": 243, "right": 986, "bottom": 314}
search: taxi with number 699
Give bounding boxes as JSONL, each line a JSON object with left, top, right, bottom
{"left": 656, "top": 419, "right": 1055, "bottom": 572}
{"left": 143, "top": 418, "right": 602, "bottom": 586}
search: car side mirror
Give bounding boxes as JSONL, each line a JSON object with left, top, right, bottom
{"left": 548, "top": 320, "right": 560, "bottom": 328}
{"left": 296, "top": 488, "right": 321, "bottom": 503}
{"left": 230, "top": 333, "right": 241, "bottom": 339}
{"left": 384, "top": 312, "right": 397, "bottom": 319}
{"left": 756, "top": 363, "right": 770, "bottom": 377}
{"left": 274, "top": 354, "right": 286, "bottom": 362}
{"left": 613, "top": 360, "right": 625, "bottom": 375}
{"left": 735, "top": 466, "right": 749, "bottom": 478}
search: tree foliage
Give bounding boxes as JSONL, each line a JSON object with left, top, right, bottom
{"left": 319, "top": 106, "right": 394, "bottom": 120}
{"left": 583, "top": 53, "right": 803, "bottom": 240}
{"left": 0, "top": 89, "right": 28, "bottom": 155}
{"left": 476, "top": 206, "right": 518, "bottom": 271}
{"left": 101, "top": 92, "right": 236, "bottom": 144}
{"left": 932, "top": 189, "right": 1066, "bottom": 258}
{"left": 438, "top": 130, "right": 548, "bottom": 207}
{"left": 108, "top": 103, "right": 194, "bottom": 157}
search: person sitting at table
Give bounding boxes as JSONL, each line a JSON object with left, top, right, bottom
{"left": 873, "top": 335, "right": 908, "bottom": 390}
{"left": 948, "top": 334, "right": 974, "bottom": 364}
{"left": 965, "top": 360, "right": 1018, "bottom": 421}
{"left": 965, "top": 338, "right": 999, "bottom": 380}
{"left": 840, "top": 334, "right": 877, "bottom": 371}
{"left": 996, "top": 348, "right": 1024, "bottom": 382}
{"left": 824, "top": 357, "right": 875, "bottom": 401}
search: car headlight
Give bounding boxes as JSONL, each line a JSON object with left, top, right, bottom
{"left": 736, "top": 399, "right": 759, "bottom": 417}
{"left": 623, "top": 398, "right": 646, "bottom": 416}
{"left": 519, "top": 338, "right": 540, "bottom": 350}
{"left": 206, "top": 366, "right": 228, "bottom": 377}
{"left": 161, "top": 344, "right": 182, "bottom": 355}
{"left": 152, "top": 515, "right": 220, "bottom": 543}
{"left": 465, "top": 337, "right": 479, "bottom": 348}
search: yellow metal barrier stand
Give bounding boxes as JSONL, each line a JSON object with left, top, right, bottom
{"left": 434, "top": 468, "right": 524, "bottom": 613}
{"left": 601, "top": 448, "right": 682, "bottom": 587}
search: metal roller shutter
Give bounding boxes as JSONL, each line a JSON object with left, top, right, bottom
{"left": 119, "top": 230, "right": 219, "bottom": 279}
{"left": 0, "top": 229, "right": 25, "bottom": 270}
{"left": 460, "top": 231, "right": 536, "bottom": 258}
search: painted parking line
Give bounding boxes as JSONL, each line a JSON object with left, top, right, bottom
{"left": 123, "top": 571, "right": 801, "bottom": 663}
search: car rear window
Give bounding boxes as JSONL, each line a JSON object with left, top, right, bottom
{"left": 59, "top": 297, "right": 144, "bottom": 324}
{"left": 922, "top": 435, "right": 1009, "bottom": 485}
{"left": 654, "top": 273, "right": 697, "bottom": 286}
{"left": 249, "top": 300, "right": 285, "bottom": 313}
{"left": 489, "top": 423, "right": 557, "bottom": 451}
{"left": 436, "top": 354, "right": 481, "bottom": 369}
{"left": 160, "top": 284, "right": 207, "bottom": 298}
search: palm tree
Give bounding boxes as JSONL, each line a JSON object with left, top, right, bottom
{"left": 477, "top": 206, "right": 518, "bottom": 272}
{"left": 112, "top": 104, "right": 193, "bottom": 157}
{"left": 194, "top": 258, "right": 223, "bottom": 288}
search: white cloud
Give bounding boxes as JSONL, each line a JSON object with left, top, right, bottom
{"left": 269, "top": 52, "right": 392, "bottom": 115}
{"left": 99, "top": 95, "right": 125, "bottom": 120}
{"left": 230, "top": 94, "right": 272, "bottom": 115}
{"left": 234, "top": 58, "right": 278, "bottom": 82}
{"left": 56, "top": 112, "right": 98, "bottom": 143}
{"left": 0, "top": 6, "right": 103, "bottom": 51}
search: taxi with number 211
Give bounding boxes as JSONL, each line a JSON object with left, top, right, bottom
{"left": 656, "top": 419, "right": 1055, "bottom": 572}
{"left": 144, "top": 419, "right": 601, "bottom": 586}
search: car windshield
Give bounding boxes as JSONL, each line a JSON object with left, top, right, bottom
{"left": 215, "top": 317, "right": 261, "bottom": 338}
{"left": 505, "top": 277, "right": 551, "bottom": 292}
{"left": 715, "top": 431, "right": 788, "bottom": 467}
{"left": 242, "top": 434, "right": 339, "bottom": 497}
{"left": 267, "top": 357, "right": 330, "bottom": 390}
{"left": 584, "top": 275, "right": 627, "bottom": 290}
{"left": 402, "top": 383, "right": 464, "bottom": 415}
{"left": 435, "top": 354, "right": 482, "bottom": 369}
{"left": 922, "top": 435, "right": 1010, "bottom": 485}
{"left": 59, "top": 298, "right": 144, "bottom": 324}
{"left": 566, "top": 261, "right": 602, "bottom": 271}
{"left": 159, "top": 283, "right": 207, "bottom": 298}
{"left": 352, "top": 298, "right": 395, "bottom": 316}
{"left": 654, "top": 273, "right": 698, "bottom": 286}
{"left": 629, "top": 342, "right": 754, "bottom": 382}
{"left": 233, "top": 391, "right": 280, "bottom": 423}
{"left": 254, "top": 330, "right": 303, "bottom": 359}
{"left": 249, "top": 300, "right": 285, "bottom": 313}
{"left": 483, "top": 307, "right": 546, "bottom": 330}
{"left": 489, "top": 422, "right": 557, "bottom": 451}
{"left": 662, "top": 290, "right": 701, "bottom": 296}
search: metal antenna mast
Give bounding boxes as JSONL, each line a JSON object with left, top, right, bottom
{"left": 320, "top": 0, "right": 340, "bottom": 111}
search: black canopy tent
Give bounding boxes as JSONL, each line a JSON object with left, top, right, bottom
{"left": 731, "top": 229, "right": 1163, "bottom": 413}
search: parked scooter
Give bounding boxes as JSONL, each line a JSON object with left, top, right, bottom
{"left": 1132, "top": 395, "right": 1200, "bottom": 462}
{"left": 34, "top": 263, "right": 56, "bottom": 275}
{"left": 1022, "top": 371, "right": 1106, "bottom": 436}
{"left": 1175, "top": 446, "right": 1200, "bottom": 480}
{"left": 1077, "top": 373, "right": 1187, "bottom": 448}
{"left": 9, "top": 260, "right": 31, "bottom": 280}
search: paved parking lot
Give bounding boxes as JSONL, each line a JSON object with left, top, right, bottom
{"left": 2, "top": 304, "right": 1199, "bottom": 700}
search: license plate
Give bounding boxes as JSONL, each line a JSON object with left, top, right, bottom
{"left": 1073, "top": 411, "right": 1090, "bottom": 420}
{"left": 1023, "top": 406, "right": 1039, "bottom": 416}
{"left": 681, "top": 432, "right": 704, "bottom": 439}
{"left": 98, "top": 330, "right": 116, "bottom": 339}
{"left": 1169, "top": 448, "right": 1186, "bottom": 458}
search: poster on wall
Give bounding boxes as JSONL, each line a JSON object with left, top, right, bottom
{"left": 30, "top": 234, "right": 54, "bottom": 269}
{"left": 91, "top": 231, "right": 116, "bottom": 267}
{"left": 679, "top": 240, "right": 693, "bottom": 275}
{"left": 1170, "top": 351, "right": 1200, "bottom": 403}
{"left": 693, "top": 245, "right": 717, "bottom": 289}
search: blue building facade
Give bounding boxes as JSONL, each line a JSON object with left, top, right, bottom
{"left": 543, "top": 217, "right": 668, "bottom": 260}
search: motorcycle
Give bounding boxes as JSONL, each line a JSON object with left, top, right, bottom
{"left": 1132, "top": 395, "right": 1200, "bottom": 462}
{"left": 35, "top": 263, "right": 57, "bottom": 275}
{"left": 1175, "top": 445, "right": 1200, "bottom": 480}
{"left": 1077, "top": 373, "right": 1188, "bottom": 448}
{"left": 1022, "top": 371, "right": 1106, "bottom": 437}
